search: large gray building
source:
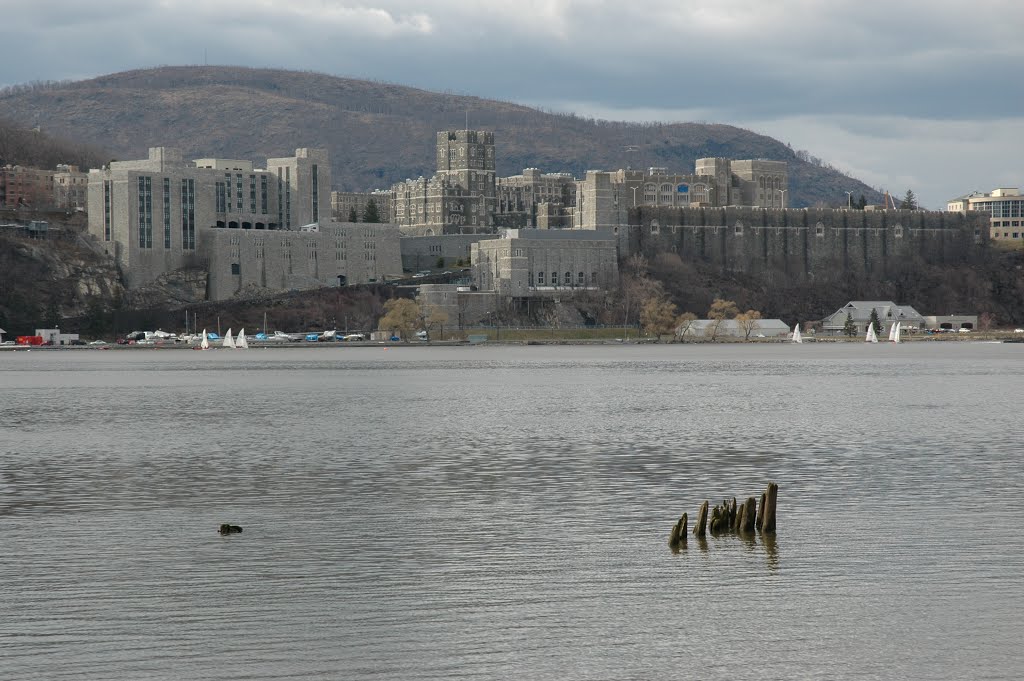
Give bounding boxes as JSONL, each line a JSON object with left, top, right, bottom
{"left": 392, "top": 130, "right": 496, "bottom": 235}
{"left": 471, "top": 228, "right": 618, "bottom": 298}
{"left": 87, "top": 146, "right": 401, "bottom": 299}
{"left": 575, "top": 159, "right": 789, "bottom": 230}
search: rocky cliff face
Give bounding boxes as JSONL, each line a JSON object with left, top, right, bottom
{"left": 125, "top": 268, "right": 208, "bottom": 310}
{"left": 0, "top": 229, "right": 125, "bottom": 332}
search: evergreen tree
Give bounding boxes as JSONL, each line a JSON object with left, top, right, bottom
{"left": 43, "top": 297, "right": 61, "bottom": 329}
{"left": 362, "top": 199, "right": 381, "bottom": 223}
{"left": 843, "top": 311, "right": 857, "bottom": 337}
{"left": 899, "top": 189, "right": 918, "bottom": 210}
{"left": 347, "top": 206, "right": 359, "bottom": 222}
{"left": 869, "top": 308, "right": 882, "bottom": 334}
{"left": 857, "top": 194, "right": 867, "bottom": 209}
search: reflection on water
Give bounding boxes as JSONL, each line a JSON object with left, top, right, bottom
{"left": 1, "top": 344, "right": 1024, "bottom": 680}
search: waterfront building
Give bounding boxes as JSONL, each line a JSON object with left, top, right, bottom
{"left": 676, "top": 319, "right": 792, "bottom": 339}
{"left": 948, "top": 188, "right": 1023, "bottom": 244}
{"left": 819, "top": 301, "right": 925, "bottom": 337}
{"left": 87, "top": 147, "right": 400, "bottom": 298}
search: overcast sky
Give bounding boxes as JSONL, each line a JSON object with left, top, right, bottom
{"left": 3, "top": 0, "right": 1021, "bottom": 208}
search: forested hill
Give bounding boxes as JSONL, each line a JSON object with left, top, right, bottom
{"left": 0, "top": 66, "right": 881, "bottom": 208}
{"left": 0, "top": 116, "right": 107, "bottom": 169}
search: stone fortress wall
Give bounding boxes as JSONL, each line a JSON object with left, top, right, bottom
{"left": 621, "top": 206, "right": 989, "bottom": 276}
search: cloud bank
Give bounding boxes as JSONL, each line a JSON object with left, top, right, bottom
{"left": 2, "top": 0, "right": 1020, "bottom": 207}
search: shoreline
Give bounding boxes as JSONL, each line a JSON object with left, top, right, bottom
{"left": 2, "top": 333, "right": 1021, "bottom": 351}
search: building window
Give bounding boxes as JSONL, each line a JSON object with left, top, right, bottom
{"left": 103, "top": 180, "right": 112, "bottom": 241}
{"left": 312, "top": 164, "right": 319, "bottom": 223}
{"left": 551, "top": 271, "right": 558, "bottom": 287}
{"left": 231, "top": 263, "right": 240, "bottom": 275}
{"left": 591, "top": 271, "right": 597, "bottom": 285}
{"left": 249, "top": 175, "right": 257, "bottom": 214}
{"left": 261, "top": 175, "right": 269, "bottom": 214}
{"left": 163, "top": 177, "right": 171, "bottom": 249}
{"left": 577, "top": 271, "right": 584, "bottom": 285}
{"left": 564, "top": 271, "right": 571, "bottom": 286}
{"left": 180, "top": 178, "right": 196, "bottom": 250}
{"left": 894, "top": 223, "right": 904, "bottom": 238}
{"left": 537, "top": 271, "right": 545, "bottom": 285}
{"left": 137, "top": 176, "right": 153, "bottom": 248}
{"left": 815, "top": 222, "right": 825, "bottom": 237}
{"left": 235, "top": 173, "right": 243, "bottom": 212}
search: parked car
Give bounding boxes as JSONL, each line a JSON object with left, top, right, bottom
{"left": 343, "top": 333, "right": 366, "bottom": 341}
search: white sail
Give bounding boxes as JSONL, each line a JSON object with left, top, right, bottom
{"left": 866, "top": 324, "right": 878, "bottom": 343}
{"left": 237, "top": 328, "right": 249, "bottom": 349}
{"left": 791, "top": 323, "right": 803, "bottom": 344}
{"left": 223, "top": 328, "right": 236, "bottom": 349}
{"left": 888, "top": 322, "right": 897, "bottom": 342}
{"left": 200, "top": 329, "right": 209, "bottom": 350}
{"left": 893, "top": 321, "right": 902, "bottom": 344}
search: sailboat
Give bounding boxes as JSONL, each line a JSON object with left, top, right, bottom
{"left": 888, "top": 322, "right": 897, "bottom": 342}
{"left": 893, "top": 322, "right": 902, "bottom": 344}
{"left": 223, "top": 328, "right": 236, "bottom": 349}
{"left": 865, "top": 324, "right": 879, "bottom": 343}
{"left": 791, "top": 323, "right": 803, "bottom": 344}
{"left": 200, "top": 329, "right": 210, "bottom": 350}
{"left": 236, "top": 328, "right": 249, "bottom": 349}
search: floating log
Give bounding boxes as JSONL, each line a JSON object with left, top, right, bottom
{"left": 219, "top": 524, "right": 243, "bottom": 535}
{"left": 761, "top": 482, "right": 778, "bottom": 533}
{"left": 693, "top": 500, "right": 708, "bottom": 537}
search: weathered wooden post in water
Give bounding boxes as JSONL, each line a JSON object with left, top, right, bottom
{"left": 740, "top": 496, "right": 757, "bottom": 533}
{"left": 760, "top": 482, "right": 778, "bottom": 533}
{"left": 669, "top": 512, "right": 688, "bottom": 550}
{"left": 756, "top": 490, "right": 766, "bottom": 530}
{"left": 693, "top": 500, "right": 708, "bottom": 537}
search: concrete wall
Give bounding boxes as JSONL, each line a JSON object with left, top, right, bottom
{"left": 203, "top": 222, "right": 401, "bottom": 301}
{"left": 417, "top": 284, "right": 497, "bottom": 328}
{"left": 400, "top": 234, "right": 497, "bottom": 271}
{"left": 621, "top": 206, "right": 988, "bottom": 276}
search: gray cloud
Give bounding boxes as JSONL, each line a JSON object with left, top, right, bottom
{"left": 1, "top": 0, "right": 1019, "bottom": 208}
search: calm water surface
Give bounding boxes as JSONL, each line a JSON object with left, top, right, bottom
{"left": 1, "top": 343, "right": 1023, "bottom": 680}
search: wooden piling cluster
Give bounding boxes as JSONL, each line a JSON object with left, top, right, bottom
{"left": 669, "top": 482, "right": 778, "bottom": 550}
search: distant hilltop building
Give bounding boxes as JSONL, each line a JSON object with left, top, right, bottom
{"left": 387, "top": 129, "right": 789, "bottom": 234}
{"left": 87, "top": 147, "right": 400, "bottom": 300}
{"left": 575, "top": 159, "right": 788, "bottom": 230}
{"left": 392, "top": 130, "right": 496, "bottom": 235}
{"left": 948, "top": 188, "right": 1022, "bottom": 244}
{"left": 0, "top": 163, "right": 89, "bottom": 210}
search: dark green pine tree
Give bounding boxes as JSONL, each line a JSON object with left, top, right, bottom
{"left": 899, "top": 189, "right": 918, "bottom": 210}
{"left": 869, "top": 308, "right": 882, "bottom": 335}
{"left": 857, "top": 194, "right": 867, "bottom": 209}
{"left": 362, "top": 199, "right": 381, "bottom": 224}
{"left": 843, "top": 311, "right": 857, "bottom": 337}
{"left": 347, "top": 207, "right": 359, "bottom": 223}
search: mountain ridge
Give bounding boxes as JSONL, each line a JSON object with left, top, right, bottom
{"left": 0, "top": 65, "right": 881, "bottom": 207}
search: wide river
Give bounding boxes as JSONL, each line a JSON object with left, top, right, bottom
{"left": 1, "top": 343, "right": 1023, "bottom": 680}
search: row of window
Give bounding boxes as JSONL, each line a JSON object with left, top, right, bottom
{"left": 531, "top": 271, "right": 598, "bottom": 286}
